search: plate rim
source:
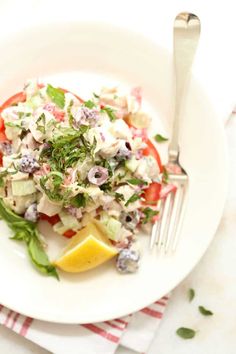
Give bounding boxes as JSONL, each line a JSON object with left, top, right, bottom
{"left": 0, "top": 21, "right": 229, "bottom": 324}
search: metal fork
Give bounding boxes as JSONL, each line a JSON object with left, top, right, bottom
{"left": 150, "top": 12, "right": 201, "bottom": 252}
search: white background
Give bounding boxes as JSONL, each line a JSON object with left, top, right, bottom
{"left": 0, "top": 0, "right": 236, "bottom": 353}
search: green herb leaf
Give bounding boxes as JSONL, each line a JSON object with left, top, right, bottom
{"left": 84, "top": 100, "right": 96, "bottom": 109}
{"left": 67, "top": 100, "right": 74, "bottom": 127}
{"left": 5, "top": 122, "right": 22, "bottom": 128}
{"left": 46, "top": 84, "right": 65, "bottom": 109}
{"left": 142, "top": 207, "right": 158, "bottom": 224}
{"left": 117, "top": 172, "right": 126, "bottom": 180}
{"left": 10, "top": 230, "right": 27, "bottom": 241}
{"left": 0, "top": 170, "right": 9, "bottom": 188}
{"left": 188, "top": 288, "right": 195, "bottom": 302}
{"left": 198, "top": 306, "right": 213, "bottom": 316}
{"left": 36, "top": 113, "right": 46, "bottom": 134}
{"left": 18, "top": 112, "right": 31, "bottom": 119}
{"left": 98, "top": 159, "right": 113, "bottom": 177}
{"left": 41, "top": 125, "right": 90, "bottom": 172}
{"left": 125, "top": 193, "right": 140, "bottom": 206}
{"left": 176, "top": 327, "right": 196, "bottom": 339}
{"left": 100, "top": 182, "right": 112, "bottom": 192}
{"left": 28, "top": 235, "right": 59, "bottom": 279}
{"left": 101, "top": 106, "right": 117, "bottom": 121}
{"left": 93, "top": 92, "right": 100, "bottom": 99}
{"left": 0, "top": 199, "right": 58, "bottom": 279}
{"left": 114, "top": 193, "right": 125, "bottom": 202}
{"left": 127, "top": 178, "right": 148, "bottom": 186}
{"left": 40, "top": 172, "right": 64, "bottom": 202}
{"left": 70, "top": 193, "right": 87, "bottom": 208}
{"left": 19, "top": 129, "right": 28, "bottom": 140}
{"left": 162, "top": 167, "right": 169, "bottom": 184}
{"left": 154, "top": 134, "right": 168, "bottom": 143}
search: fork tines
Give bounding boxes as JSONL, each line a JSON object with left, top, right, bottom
{"left": 150, "top": 174, "right": 188, "bottom": 252}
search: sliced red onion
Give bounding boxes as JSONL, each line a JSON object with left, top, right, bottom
{"left": 87, "top": 166, "right": 108, "bottom": 186}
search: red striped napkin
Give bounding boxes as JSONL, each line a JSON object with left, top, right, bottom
{"left": 0, "top": 295, "right": 169, "bottom": 353}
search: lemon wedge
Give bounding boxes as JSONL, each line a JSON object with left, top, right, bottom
{"left": 54, "top": 222, "right": 118, "bottom": 273}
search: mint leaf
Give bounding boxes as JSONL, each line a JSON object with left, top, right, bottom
{"left": 36, "top": 113, "right": 46, "bottom": 134}
{"left": 125, "top": 193, "right": 140, "bottom": 206}
{"left": 198, "top": 306, "right": 213, "bottom": 316}
{"left": 142, "top": 207, "right": 158, "bottom": 224}
{"left": 5, "top": 122, "right": 22, "bottom": 128}
{"left": 28, "top": 235, "right": 59, "bottom": 279}
{"left": 101, "top": 106, "right": 116, "bottom": 121}
{"left": 46, "top": 84, "right": 65, "bottom": 109}
{"left": 127, "top": 178, "right": 148, "bottom": 186}
{"left": 188, "top": 288, "right": 195, "bottom": 302}
{"left": 154, "top": 134, "right": 168, "bottom": 143}
{"left": 176, "top": 327, "right": 196, "bottom": 339}
{"left": 84, "top": 100, "right": 96, "bottom": 109}
{"left": 0, "top": 199, "right": 58, "bottom": 279}
{"left": 114, "top": 193, "right": 125, "bottom": 202}
{"left": 43, "top": 125, "right": 90, "bottom": 172}
{"left": 10, "top": 230, "right": 27, "bottom": 241}
{"left": 0, "top": 170, "right": 8, "bottom": 188}
{"left": 162, "top": 167, "right": 169, "bottom": 184}
{"left": 40, "top": 172, "right": 64, "bottom": 202}
{"left": 70, "top": 193, "right": 87, "bottom": 208}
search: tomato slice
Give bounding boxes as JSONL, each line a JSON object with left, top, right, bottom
{"left": 0, "top": 92, "right": 26, "bottom": 134}
{"left": 141, "top": 139, "right": 163, "bottom": 204}
{"left": 0, "top": 86, "right": 83, "bottom": 138}
{"left": 39, "top": 214, "right": 77, "bottom": 238}
{"left": 0, "top": 118, "right": 5, "bottom": 132}
{"left": 0, "top": 91, "right": 26, "bottom": 115}
{"left": 0, "top": 131, "right": 7, "bottom": 142}
{"left": 63, "top": 229, "right": 76, "bottom": 238}
{"left": 143, "top": 182, "right": 162, "bottom": 204}
{"left": 39, "top": 213, "right": 60, "bottom": 226}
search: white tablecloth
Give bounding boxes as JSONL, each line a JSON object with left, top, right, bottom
{"left": 1, "top": 1, "right": 236, "bottom": 353}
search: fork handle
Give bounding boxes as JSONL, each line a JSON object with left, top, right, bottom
{"left": 169, "top": 13, "right": 201, "bottom": 161}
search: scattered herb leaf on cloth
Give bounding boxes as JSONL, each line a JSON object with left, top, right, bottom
{"left": 198, "top": 306, "right": 213, "bottom": 316}
{"left": 188, "top": 288, "right": 195, "bottom": 302}
{"left": 176, "top": 327, "right": 196, "bottom": 339}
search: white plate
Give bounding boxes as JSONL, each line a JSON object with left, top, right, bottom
{"left": 0, "top": 22, "right": 228, "bottom": 323}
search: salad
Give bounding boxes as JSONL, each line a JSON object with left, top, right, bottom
{"left": 0, "top": 81, "right": 168, "bottom": 279}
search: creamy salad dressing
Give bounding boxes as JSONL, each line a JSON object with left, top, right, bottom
{"left": 0, "top": 79, "right": 168, "bottom": 276}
